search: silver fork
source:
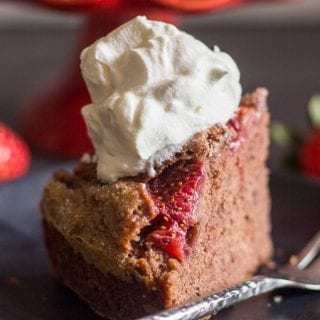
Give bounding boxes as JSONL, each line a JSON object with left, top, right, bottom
{"left": 137, "top": 229, "right": 320, "bottom": 320}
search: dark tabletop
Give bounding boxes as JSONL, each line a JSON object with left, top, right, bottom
{"left": 1, "top": 160, "right": 320, "bottom": 320}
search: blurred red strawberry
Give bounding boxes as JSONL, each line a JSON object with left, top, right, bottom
{"left": 299, "top": 129, "right": 320, "bottom": 179}
{"left": 21, "top": 79, "right": 93, "bottom": 158}
{"left": 272, "top": 94, "right": 320, "bottom": 180}
{"left": 0, "top": 123, "right": 31, "bottom": 183}
{"left": 298, "top": 94, "right": 320, "bottom": 179}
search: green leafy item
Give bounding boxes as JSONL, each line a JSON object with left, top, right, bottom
{"left": 308, "top": 94, "right": 320, "bottom": 128}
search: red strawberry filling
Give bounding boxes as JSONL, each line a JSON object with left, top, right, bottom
{"left": 143, "top": 160, "right": 205, "bottom": 261}
{"left": 227, "top": 108, "right": 248, "bottom": 151}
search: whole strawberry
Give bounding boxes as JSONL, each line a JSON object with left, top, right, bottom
{"left": 272, "top": 94, "right": 320, "bottom": 180}
{"left": 299, "top": 129, "right": 320, "bottom": 178}
{"left": 0, "top": 123, "right": 31, "bottom": 183}
{"left": 299, "top": 94, "right": 320, "bottom": 179}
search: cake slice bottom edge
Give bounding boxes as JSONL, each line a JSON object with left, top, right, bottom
{"left": 42, "top": 220, "right": 165, "bottom": 320}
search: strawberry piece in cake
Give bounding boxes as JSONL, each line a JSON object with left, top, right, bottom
{"left": 145, "top": 160, "right": 205, "bottom": 261}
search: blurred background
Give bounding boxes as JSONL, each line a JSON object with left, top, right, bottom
{"left": 1, "top": 0, "right": 320, "bottom": 131}
{"left": 1, "top": 0, "right": 320, "bottom": 169}
{"left": 0, "top": 1, "right": 320, "bottom": 319}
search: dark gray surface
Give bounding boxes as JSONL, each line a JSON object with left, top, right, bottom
{"left": 0, "top": 158, "right": 75, "bottom": 276}
{"left": 0, "top": 161, "right": 320, "bottom": 319}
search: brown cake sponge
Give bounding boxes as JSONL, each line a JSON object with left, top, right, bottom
{"left": 41, "top": 88, "right": 272, "bottom": 319}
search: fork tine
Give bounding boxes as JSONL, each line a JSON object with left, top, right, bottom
{"left": 294, "top": 230, "right": 320, "bottom": 270}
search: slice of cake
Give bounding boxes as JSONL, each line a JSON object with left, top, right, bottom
{"left": 40, "top": 16, "right": 272, "bottom": 320}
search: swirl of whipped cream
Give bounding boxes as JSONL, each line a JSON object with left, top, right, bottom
{"left": 81, "top": 16, "right": 242, "bottom": 183}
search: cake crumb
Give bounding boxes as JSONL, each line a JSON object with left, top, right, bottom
{"left": 289, "top": 255, "right": 298, "bottom": 266}
{"left": 273, "top": 295, "right": 283, "bottom": 304}
{"left": 266, "top": 260, "right": 276, "bottom": 270}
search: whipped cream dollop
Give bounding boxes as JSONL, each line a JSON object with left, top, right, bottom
{"left": 81, "top": 16, "right": 242, "bottom": 183}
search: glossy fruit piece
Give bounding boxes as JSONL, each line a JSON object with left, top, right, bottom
{"left": 0, "top": 123, "right": 31, "bottom": 182}
{"left": 145, "top": 160, "right": 205, "bottom": 261}
{"left": 299, "top": 129, "right": 320, "bottom": 179}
